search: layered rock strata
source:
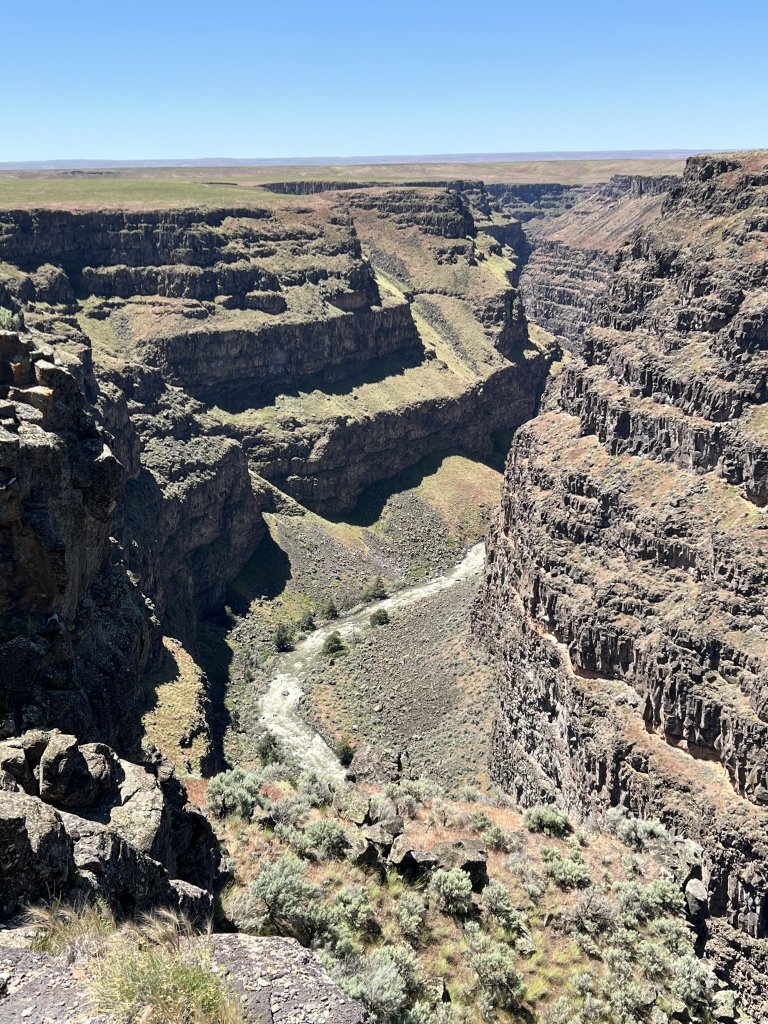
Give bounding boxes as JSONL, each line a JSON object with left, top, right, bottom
{"left": 479, "top": 151, "right": 768, "bottom": 1009}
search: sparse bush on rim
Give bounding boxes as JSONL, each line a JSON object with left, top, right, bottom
{"left": 525, "top": 805, "right": 572, "bottom": 838}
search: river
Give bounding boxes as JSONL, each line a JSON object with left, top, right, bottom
{"left": 257, "top": 541, "right": 486, "bottom": 779}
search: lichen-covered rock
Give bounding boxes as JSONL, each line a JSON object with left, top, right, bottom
{"left": 38, "top": 734, "right": 115, "bottom": 809}
{"left": 0, "top": 792, "right": 73, "bottom": 915}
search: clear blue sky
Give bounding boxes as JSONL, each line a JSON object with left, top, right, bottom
{"left": 4, "top": 0, "right": 766, "bottom": 161}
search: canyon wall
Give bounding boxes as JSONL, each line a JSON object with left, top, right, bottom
{"left": 0, "top": 331, "right": 155, "bottom": 748}
{"left": 479, "top": 151, "right": 768, "bottom": 1008}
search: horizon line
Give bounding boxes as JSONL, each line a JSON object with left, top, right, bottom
{"left": 0, "top": 148, "right": 719, "bottom": 171}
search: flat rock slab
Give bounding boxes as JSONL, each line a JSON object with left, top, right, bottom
{"left": 0, "top": 935, "right": 367, "bottom": 1024}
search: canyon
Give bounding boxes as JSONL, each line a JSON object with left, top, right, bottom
{"left": 0, "top": 151, "right": 767, "bottom": 1022}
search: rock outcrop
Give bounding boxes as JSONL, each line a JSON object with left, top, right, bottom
{"left": 478, "top": 151, "right": 768, "bottom": 1011}
{"left": 0, "top": 729, "right": 218, "bottom": 920}
{"left": 0, "top": 934, "right": 368, "bottom": 1024}
{"left": 0, "top": 331, "right": 155, "bottom": 748}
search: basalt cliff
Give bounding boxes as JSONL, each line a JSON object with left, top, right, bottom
{"left": 478, "top": 151, "right": 768, "bottom": 1008}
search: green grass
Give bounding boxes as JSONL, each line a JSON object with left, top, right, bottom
{"left": 0, "top": 157, "right": 688, "bottom": 209}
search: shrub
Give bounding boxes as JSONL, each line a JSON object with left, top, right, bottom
{"left": 465, "top": 926, "right": 524, "bottom": 1011}
{"left": 273, "top": 622, "right": 294, "bottom": 652}
{"left": 638, "top": 939, "right": 669, "bottom": 980}
{"left": 469, "top": 810, "right": 492, "bottom": 832}
{"left": 670, "top": 953, "right": 714, "bottom": 1009}
{"left": 298, "top": 611, "right": 316, "bottom": 632}
{"left": 481, "top": 825, "right": 511, "bottom": 852}
{"left": 457, "top": 785, "right": 480, "bottom": 802}
{"left": 429, "top": 868, "right": 473, "bottom": 916}
{"left": 255, "top": 730, "right": 285, "bottom": 766}
{"left": 405, "top": 1003, "right": 433, "bottom": 1024}
{"left": 91, "top": 912, "right": 242, "bottom": 1024}
{"left": 322, "top": 631, "right": 346, "bottom": 656}
{"left": 268, "top": 796, "right": 310, "bottom": 828}
{"left": 567, "top": 889, "right": 619, "bottom": 936}
{"left": 650, "top": 916, "right": 690, "bottom": 954}
{"left": 304, "top": 818, "right": 349, "bottom": 859}
{"left": 0, "top": 307, "right": 20, "bottom": 331}
{"left": 206, "top": 768, "right": 262, "bottom": 819}
{"left": 613, "top": 879, "right": 683, "bottom": 926}
{"left": 339, "top": 952, "right": 407, "bottom": 1023}
{"left": 361, "top": 575, "right": 387, "bottom": 602}
{"left": 541, "top": 846, "right": 591, "bottom": 889}
{"left": 336, "top": 885, "right": 378, "bottom": 936}
{"left": 317, "top": 598, "right": 339, "bottom": 620}
{"left": 604, "top": 808, "right": 668, "bottom": 850}
{"left": 370, "top": 608, "right": 390, "bottom": 627}
{"left": 481, "top": 880, "right": 523, "bottom": 933}
{"left": 369, "top": 793, "right": 397, "bottom": 822}
{"left": 525, "top": 806, "right": 571, "bottom": 837}
{"left": 335, "top": 735, "right": 356, "bottom": 766}
{"left": 395, "top": 891, "right": 427, "bottom": 943}
{"left": 274, "top": 822, "right": 312, "bottom": 858}
{"left": 241, "top": 855, "right": 320, "bottom": 939}
{"left": 297, "top": 770, "right": 335, "bottom": 806}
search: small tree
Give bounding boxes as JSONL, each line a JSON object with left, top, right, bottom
{"left": 322, "top": 631, "right": 346, "bottom": 656}
{"left": 274, "top": 622, "right": 294, "bottom": 652}
{"left": 317, "top": 598, "right": 339, "bottom": 620}
{"left": 335, "top": 735, "right": 356, "bottom": 766}
{"left": 298, "top": 611, "right": 316, "bottom": 632}
{"left": 370, "top": 608, "right": 390, "bottom": 627}
{"left": 256, "top": 730, "right": 285, "bottom": 766}
{"left": 361, "top": 576, "right": 387, "bottom": 602}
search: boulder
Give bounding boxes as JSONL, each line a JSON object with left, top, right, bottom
{"left": 0, "top": 792, "right": 73, "bottom": 915}
{"left": 684, "top": 878, "right": 709, "bottom": 923}
{"left": 387, "top": 834, "right": 439, "bottom": 880}
{"left": 38, "top": 733, "right": 116, "bottom": 809}
{"left": 60, "top": 811, "right": 209, "bottom": 922}
{"left": 345, "top": 744, "right": 410, "bottom": 784}
{"left": 334, "top": 789, "right": 370, "bottom": 825}
{"left": 362, "top": 815, "right": 404, "bottom": 851}
{"left": 346, "top": 832, "right": 382, "bottom": 870}
{"left": 0, "top": 739, "right": 35, "bottom": 793}
{"left": 433, "top": 839, "right": 489, "bottom": 891}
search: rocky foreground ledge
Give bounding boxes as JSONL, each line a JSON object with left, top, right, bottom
{"left": 0, "top": 935, "right": 367, "bottom": 1024}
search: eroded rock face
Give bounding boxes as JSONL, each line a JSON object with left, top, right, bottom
{"left": 0, "top": 730, "right": 218, "bottom": 921}
{"left": 0, "top": 792, "right": 72, "bottom": 917}
{"left": 478, "top": 151, "right": 768, "bottom": 1011}
{"left": 0, "top": 331, "right": 155, "bottom": 747}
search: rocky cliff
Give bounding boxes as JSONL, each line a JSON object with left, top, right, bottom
{"left": 478, "top": 151, "right": 768, "bottom": 1009}
{"left": 0, "top": 331, "right": 155, "bottom": 748}
{"left": 0, "top": 187, "right": 549, "bottom": 643}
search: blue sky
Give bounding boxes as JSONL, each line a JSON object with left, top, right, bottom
{"left": 4, "top": 0, "right": 766, "bottom": 161}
